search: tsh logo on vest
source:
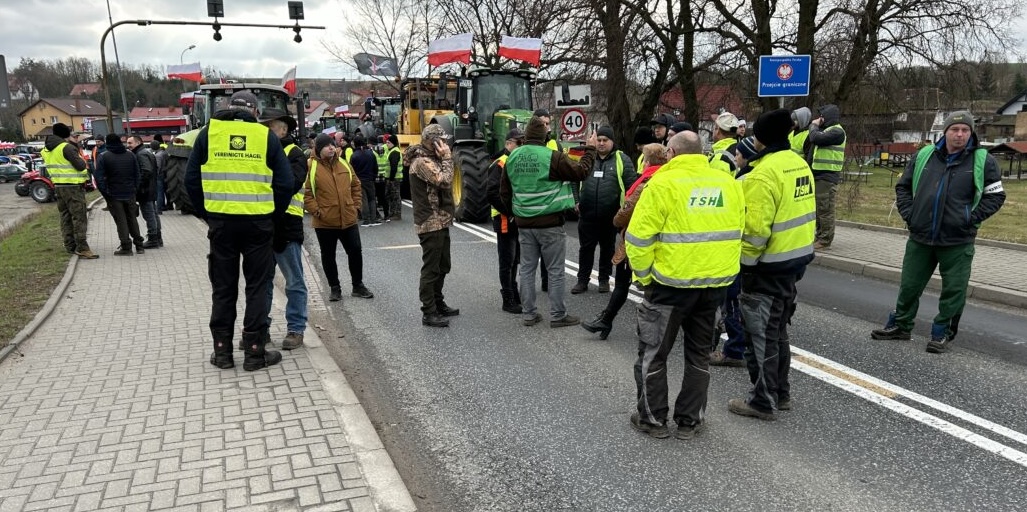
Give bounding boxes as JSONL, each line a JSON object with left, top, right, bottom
{"left": 230, "top": 135, "right": 247, "bottom": 151}
{"left": 794, "top": 176, "right": 813, "bottom": 199}
{"left": 688, "top": 187, "right": 725, "bottom": 208}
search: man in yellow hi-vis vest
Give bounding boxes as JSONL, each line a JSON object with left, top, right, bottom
{"left": 728, "top": 109, "right": 816, "bottom": 422}
{"left": 185, "top": 91, "right": 294, "bottom": 372}
{"left": 807, "top": 104, "right": 846, "bottom": 250}
{"left": 260, "top": 108, "right": 309, "bottom": 351}
{"left": 42, "top": 123, "right": 96, "bottom": 258}
{"left": 625, "top": 131, "right": 744, "bottom": 439}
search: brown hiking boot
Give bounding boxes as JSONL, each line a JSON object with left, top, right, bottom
{"left": 75, "top": 248, "right": 99, "bottom": 259}
{"left": 709, "top": 350, "right": 745, "bottom": 367}
{"left": 728, "top": 398, "right": 776, "bottom": 421}
{"left": 282, "top": 332, "right": 304, "bottom": 350}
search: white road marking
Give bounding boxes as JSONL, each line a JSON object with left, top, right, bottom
{"left": 402, "top": 202, "right": 1027, "bottom": 464}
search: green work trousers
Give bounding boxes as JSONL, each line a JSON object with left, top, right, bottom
{"left": 56, "top": 185, "right": 90, "bottom": 253}
{"left": 893, "top": 239, "right": 974, "bottom": 334}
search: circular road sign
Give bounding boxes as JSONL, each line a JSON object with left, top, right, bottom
{"left": 561, "top": 108, "right": 586, "bottom": 135}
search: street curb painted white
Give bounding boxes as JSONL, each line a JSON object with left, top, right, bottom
{"left": 274, "top": 246, "right": 417, "bottom": 512}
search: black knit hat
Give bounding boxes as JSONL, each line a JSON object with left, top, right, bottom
{"left": 596, "top": 126, "right": 615, "bottom": 140}
{"left": 753, "top": 109, "right": 792, "bottom": 147}
{"left": 53, "top": 123, "right": 72, "bottom": 139}
{"left": 314, "top": 133, "right": 335, "bottom": 155}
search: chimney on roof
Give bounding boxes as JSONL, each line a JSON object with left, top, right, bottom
{"left": 74, "top": 98, "right": 80, "bottom": 113}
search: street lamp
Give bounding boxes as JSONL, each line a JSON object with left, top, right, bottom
{"left": 180, "top": 44, "right": 196, "bottom": 64}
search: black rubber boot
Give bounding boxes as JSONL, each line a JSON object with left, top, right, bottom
{"left": 209, "top": 332, "right": 235, "bottom": 369}
{"left": 501, "top": 289, "right": 522, "bottom": 314}
{"left": 581, "top": 310, "right": 613, "bottom": 340}
{"left": 142, "top": 235, "right": 162, "bottom": 249}
{"left": 243, "top": 330, "right": 283, "bottom": 371}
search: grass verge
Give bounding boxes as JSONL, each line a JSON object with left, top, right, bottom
{"left": 835, "top": 165, "right": 1027, "bottom": 244}
{"left": 0, "top": 204, "right": 71, "bottom": 348}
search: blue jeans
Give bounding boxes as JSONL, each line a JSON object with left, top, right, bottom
{"left": 156, "top": 177, "right": 167, "bottom": 210}
{"left": 138, "top": 200, "right": 161, "bottom": 238}
{"left": 265, "top": 240, "right": 308, "bottom": 334}
{"left": 720, "top": 275, "right": 745, "bottom": 359}
{"left": 518, "top": 226, "right": 568, "bottom": 321}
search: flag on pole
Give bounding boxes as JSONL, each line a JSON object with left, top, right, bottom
{"left": 427, "top": 33, "right": 473, "bottom": 67}
{"left": 167, "top": 62, "right": 203, "bottom": 82}
{"left": 498, "top": 36, "right": 543, "bottom": 66}
{"left": 281, "top": 66, "right": 297, "bottom": 95}
{"left": 354, "top": 53, "right": 399, "bottom": 76}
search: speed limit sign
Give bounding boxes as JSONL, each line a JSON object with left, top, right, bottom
{"left": 560, "top": 108, "right": 587, "bottom": 135}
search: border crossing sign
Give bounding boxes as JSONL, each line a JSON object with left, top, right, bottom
{"left": 561, "top": 108, "right": 586, "bottom": 135}
{"left": 757, "top": 55, "right": 811, "bottom": 97}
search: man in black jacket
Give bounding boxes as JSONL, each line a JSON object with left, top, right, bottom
{"left": 572, "top": 126, "right": 637, "bottom": 294}
{"left": 871, "top": 111, "right": 1005, "bottom": 354}
{"left": 260, "top": 109, "right": 309, "bottom": 350}
{"left": 95, "top": 134, "right": 144, "bottom": 255}
{"left": 185, "top": 90, "right": 294, "bottom": 371}
{"left": 127, "top": 135, "right": 162, "bottom": 248}
{"left": 349, "top": 136, "right": 380, "bottom": 226}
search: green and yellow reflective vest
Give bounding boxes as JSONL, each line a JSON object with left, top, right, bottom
{"left": 200, "top": 120, "right": 275, "bottom": 215}
{"left": 625, "top": 154, "right": 744, "bottom": 288}
{"left": 740, "top": 150, "right": 816, "bottom": 267}
{"left": 913, "top": 146, "right": 988, "bottom": 211}
{"left": 505, "top": 144, "right": 575, "bottom": 218}
{"left": 811, "top": 125, "right": 846, "bottom": 172}
{"left": 283, "top": 143, "right": 304, "bottom": 218}
{"left": 41, "top": 142, "right": 88, "bottom": 185}
{"left": 708, "top": 137, "right": 737, "bottom": 176}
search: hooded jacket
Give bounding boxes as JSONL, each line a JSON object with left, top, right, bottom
{"left": 304, "top": 152, "right": 362, "bottom": 230}
{"left": 499, "top": 117, "right": 597, "bottom": 228}
{"left": 895, "top": 133, "right": 1005, "bottom": 246}
{"left": 94, "top": 139, "right": 139, "bottom": 201}
{"left": 807, "top": 104, "right": 845, "bottom": 182}
{"left": 185, "top": 108, "right": 294, "bottom": 220}
{"left": 406, "top": 125, "right": 455, "bottom": 234}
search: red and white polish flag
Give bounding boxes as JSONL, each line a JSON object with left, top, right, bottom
{"left": 281, "top": 66, "right": 297, "bottom": 95}
{"left": 167, "top": 62, "right": 203, "bottom": 82}
{"left": 427, "top": 33, "right": 474, "bottom": 67}
{"left": 498, "top": 36, "right": 543, "bottom": 66}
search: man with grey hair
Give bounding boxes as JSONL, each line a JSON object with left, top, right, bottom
{"left": 186, "top": 90, "right": 294, "bottom": 371}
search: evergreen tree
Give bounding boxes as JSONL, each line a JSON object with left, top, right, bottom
{"left": 1013, "top": 71, "right": 1027, "bottom": 95}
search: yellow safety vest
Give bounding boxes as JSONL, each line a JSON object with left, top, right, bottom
{"left": 307, "top": 158, "right": 354, "bottom": 199}
{"left": 200, "top": 120, "right": 275, "bottom": 215}
{"left": 490, "top": 154, "right": 508, "bottom": 218}
{"left": 789, "top": 130, "right": 809, "bottom": 157}
{"left": 41, "top": 142, "right": 88, "bottom": 185}
{"left": 708, "top": 137, "right": 737, "bottom": 176}
{"left": 375, "top": 146, "right": 403, "bottom": 179}
{"left": 811, "top": 125, "right": 846, "bottom": 172}
{"left": 625, "top": 154, "right": 745, "bottom": 288}
{"left": 283, "top": 143, "right": 304, "bottom": 218}
{"left": 740, "top": 150, "right": 816, "bottom": 266}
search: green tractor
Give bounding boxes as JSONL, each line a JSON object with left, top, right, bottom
{"left": 164, "top": 83, "right": 299, "bottom": 215}
{"left": 397, "top": 68, "right": 535, "bottom": 223}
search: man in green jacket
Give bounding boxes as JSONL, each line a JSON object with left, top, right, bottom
{"left": 871, "top": 111, "right": 1005, "bottom": 354}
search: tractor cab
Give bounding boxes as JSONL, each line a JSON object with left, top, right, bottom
{"left": 186, "top": 83, "right": 295, "bottom": 131}
{"left": 455, "top": 68, "right": 535, "bottom": 155}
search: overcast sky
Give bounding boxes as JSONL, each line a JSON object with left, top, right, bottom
{"left": 2, "top": 1, "right": 1025, "bottom": 82}
{"left": 0, "top": 0, "right": 360, "bottom": 80}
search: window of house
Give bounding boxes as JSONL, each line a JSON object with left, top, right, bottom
{"left": 50, "top": 116, "right": 58, "bottom": 124}
{"left": 41, "top": 117, "right": 46, "bottom": 125}
{"left": 32, "top": 119, "right": 37, "bottom": 125}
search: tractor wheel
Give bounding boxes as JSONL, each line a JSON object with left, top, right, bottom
{"left": 453, "top": 146, "right": 491, "bottom": 223}
{"left": 30, "top": 181, "right": 54, "bottom": 203}
{"left": 163, "top": 152, "right": 195, "bottom": 214}
{"left": 15, "top": 181, "right": 30, "bottom": 196}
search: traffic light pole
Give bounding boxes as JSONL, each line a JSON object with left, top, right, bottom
{"left": 100, "top": 19, "right": 325, "bottom": 135}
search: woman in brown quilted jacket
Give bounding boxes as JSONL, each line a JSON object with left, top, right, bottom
{"left": 304, "top": 134, "right": 374, "bottom": 302}
{"left": 581, "top": 143, "right": 669, "bottom": 339}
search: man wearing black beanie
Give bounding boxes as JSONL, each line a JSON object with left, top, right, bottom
{"left": 727, "top": 108, "right": 816, "bottom": 422}
{"left": 41, "top": 122, "right": 96, "bottom": 258}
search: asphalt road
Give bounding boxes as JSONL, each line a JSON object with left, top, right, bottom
{"left": 306, "top": 206, "right": 1027, "bottom": 511}
{"left": 0, "top": 182, "right": 41, "bottom": 236}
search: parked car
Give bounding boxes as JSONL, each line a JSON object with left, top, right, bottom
{"left": 0, "top": 163, "right": 28, "bottom": 183}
